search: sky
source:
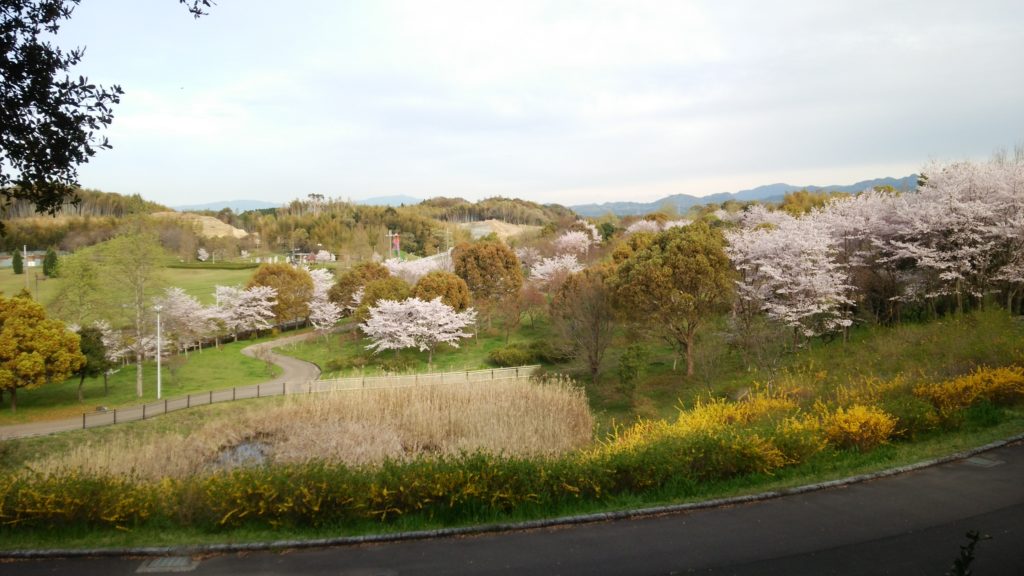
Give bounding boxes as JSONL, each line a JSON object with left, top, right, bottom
{"left": 58, "top": 0, "right": 1024, "bottom": 207}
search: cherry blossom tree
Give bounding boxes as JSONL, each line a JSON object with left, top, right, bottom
{"left": 384, "top": 256, "right": 446, "bottom": 284}
{"left": 553, "top": 230, "right": 596, "bottom": 255}
{"left": 624, "top": 219, "right": 661, "bottom": 235}
{"left": 361, "top": 297, "right": 477, "bottom": 367}
{"left": 528, "top": 254, "right": 584, "bottom": 290}
{"left": 726, "top": 212, "right": 853, "bottom": 344}
{"left": 307, "top": 268, "right": 342, "bottom": 336}
{"left": 153, "top": 287, "right": 211, "bottom": 356}
{"left": 212, "top": 285, "right": 277, "bottom": 341}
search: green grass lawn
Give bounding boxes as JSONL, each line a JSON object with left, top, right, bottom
{"left": 0, "top": 266, "right": 255, "bottom": 310}
{"left": 280, "top": 319, "right": 551, "bottom": 378}
{"left": 0, "top": 336, "right": 280, "bottom": 425}
{"left": 162, "top": 267, "right": 256, "bottom": 304}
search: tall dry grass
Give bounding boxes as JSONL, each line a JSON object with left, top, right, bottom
{"left": 27, "top": 377, "right": 593, "bottom": 480}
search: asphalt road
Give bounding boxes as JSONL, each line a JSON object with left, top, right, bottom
{"left": 3, "top": 441, "right": 1021, "bottom": 575}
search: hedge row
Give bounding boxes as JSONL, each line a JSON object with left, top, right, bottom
{"left": 2, "top": 366, "right": 1021, "bottom": 533}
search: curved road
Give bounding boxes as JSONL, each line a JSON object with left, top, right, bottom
{"left": 239, "top": 331, "right": 322, "bottom": 386}
{"left": 0, "top": 332, "right": 322, "bottom": 440}
{"left": 2, "top": 440, "right": 1022, "bottom": 575}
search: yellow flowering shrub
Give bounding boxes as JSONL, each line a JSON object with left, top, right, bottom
{"left": 823, "top": 405, "right": 897, "bottom": 451}
{"left": 914, "top": 365, "right": 1024, "bottom": 415}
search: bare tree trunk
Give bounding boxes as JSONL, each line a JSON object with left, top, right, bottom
{"left": 9, "top": 388, "right": 16, "bottom": 413}
{"left": 78, "top": 374, "right": 86, "bottom": 403}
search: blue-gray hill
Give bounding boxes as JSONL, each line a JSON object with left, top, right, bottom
{"left": 570, "top": 175, "right": 918, "bottom": 217}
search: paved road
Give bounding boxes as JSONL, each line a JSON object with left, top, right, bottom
{"left": 2, "top": 441, "right": 1021, "bottom": 575}
{"left": 0, "top": 332, "right": 322, "bottom": 440}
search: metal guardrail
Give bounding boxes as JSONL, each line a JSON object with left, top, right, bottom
{"left": 80, "top": 365, "right": 541, "bottom": 431}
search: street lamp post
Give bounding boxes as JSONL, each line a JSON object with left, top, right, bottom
{"left": 154, "top": 304, "right": 163, "bottom": 400}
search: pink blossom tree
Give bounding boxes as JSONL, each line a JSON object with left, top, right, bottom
{"left": 212, "top": 285, "right": 278, "bottom": 341}
{"left": 361, "top": 297, "right": 477, "bottom": 367}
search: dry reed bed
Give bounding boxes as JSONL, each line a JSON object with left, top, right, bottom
{"left": 26, "top": 377, "right": 593, "bottom": 480}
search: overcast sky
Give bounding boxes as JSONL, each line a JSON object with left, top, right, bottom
{"left": 60, "top": 0, "right": 1024, "bottom": 207}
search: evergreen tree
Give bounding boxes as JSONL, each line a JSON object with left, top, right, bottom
{"left": 11, "top": 250, "right": 23, "bottom": 275}
{"left": 43, "top": 247, "right": 58, "bottom": 277}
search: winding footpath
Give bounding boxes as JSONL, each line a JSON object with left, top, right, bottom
{"left": 0, "top": 331, "right": 323, "bottom": 440}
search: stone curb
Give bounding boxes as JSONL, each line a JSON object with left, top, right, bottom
{"left": 3, "top": 432, "right": 1022, "bottom": 559}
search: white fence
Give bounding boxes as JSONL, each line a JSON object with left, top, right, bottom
{"left": 80, "top": 366, "right": 541, "bottom": 431}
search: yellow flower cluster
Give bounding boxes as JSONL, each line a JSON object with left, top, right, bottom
{"left": 914, "top": 365, "right": 1024, "bottom": 416}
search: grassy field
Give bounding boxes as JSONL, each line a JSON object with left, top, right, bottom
{"left": 280, "top": 319, "right": 551, "bottom": 377}
{"left": 0, "top": 266, "right": 255, "bottom": 309}
{"left": 0, "top": 336, "right": 281, "bottom": 425}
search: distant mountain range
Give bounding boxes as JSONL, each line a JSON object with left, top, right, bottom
{"left": 569, "top": 175, "right": 919, "bottom": 217}
{"left": 354, "top": 195, "right": 422, "bottom": 207}
{"left": 172, "top": 200, "right": 281, "bottom": 212}
{"left": 173, "top": 195, "right": 423, "bottom": 212}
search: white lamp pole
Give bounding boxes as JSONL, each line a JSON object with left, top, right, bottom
{"left": 154, "top": 304, "right": 163, "bottom": 400}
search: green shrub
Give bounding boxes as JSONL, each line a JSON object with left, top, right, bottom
{"left": 529, "top": 340, "right": 573, "bottom": 364}
{"left": 378, "top": 355, "right": 415, "bottom": 373}
{"left": 489, "top": 345, "right": 534, "bottom": 367}
{"left": 879, "top": 396, "right": 941, "bottom": 440}
{"left": 617, "top": 345, "right": 649, "bottom": 397}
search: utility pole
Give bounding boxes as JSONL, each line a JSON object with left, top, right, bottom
{"left": 23, "top": 245, "right": 28, "bottom": 291}
{"left": 154, "top": 305, "right": 163, "bottom": 400}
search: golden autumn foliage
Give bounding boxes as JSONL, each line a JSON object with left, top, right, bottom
{"left": 0, "top": 295, "right": 85, "bottom": 411}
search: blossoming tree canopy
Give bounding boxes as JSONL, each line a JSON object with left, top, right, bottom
{"left": 361, "top": 297, "right": 477, "bottom": 366}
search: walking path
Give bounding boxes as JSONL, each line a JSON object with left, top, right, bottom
{"left": 0, "top": 331, "right": 324, "bottom": 441}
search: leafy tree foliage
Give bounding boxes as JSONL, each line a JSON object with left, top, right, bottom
{"left": 42, "top": 246, "right": 57, "bottom": 277}
{"left": 328, "top": 261, "right": 390, "bottom": 313}
{"left": 550, "top": 265, "right": 618, "bottom": 383}
{"left": 73, "top": 324, "right": 111, "bottom": 402}
{"left": 614, "top": 221, "right": 734, "bottom": 376}
{"left": 452, "top": 240, "right": 523, "bottom": 325}
{"left": 1, "top": 1, "right": 207, "bottom": 217}
{"left": 0, "top": 293, "right": 85, "bottom": 411}
{"left": 98, "top": 230, "right": 167, "bottom": 397}
{"left": 355, "top": 277, "right": 411, "bottom": 322}
{"left": 247, "top": 263, "right": 314, "bottom": 326}
{"left": 413, "top": 270, "right": 471, "bottom": 311}
{"left": 0, "top": 0, "right": 122, "bottom": 216}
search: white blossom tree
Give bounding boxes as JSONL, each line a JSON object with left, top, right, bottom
{"left": 361, "top": 297, "right": 477, "bottom": 367}
{"left": 553, "top": 230, "right": 597, "bottom": 255}
{"left": 528, "top": 254, "right": 584, "bottom": 289}
{"left": 153, "top": 287, "right": 211, "bottom": 356}
{"left": 307, "top": 267, "right": 342, "bottom": 336}
{"left": 212, "top": 285, "right": 278, "bottom": 341}
{"left": 384, "top": 254, "right": 451, "bottom": 284}
{"left": 625, "top": 219, "right": 661, "bottom": 235}
{"left": 726, "top": 213, "right": 853, "bottom": 343}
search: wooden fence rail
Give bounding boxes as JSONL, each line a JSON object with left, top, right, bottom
{"left": 81, "top": 366, "right": 541, "bottom": 431}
